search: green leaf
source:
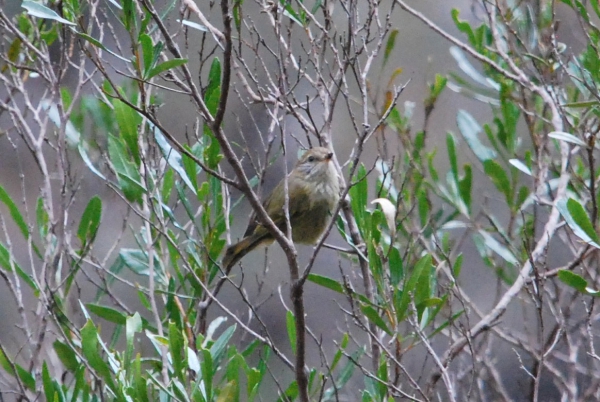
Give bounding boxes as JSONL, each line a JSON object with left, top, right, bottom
{"left": 77, "top": 32, "right": 130, "bottom": 62}
{"left": 337, "top": 348, "right": 363, "bottom": 388}
{"left": 0, "top": 348, "right": 36, "bottom": 391}
{"left": 458, "top": 164, "right": 472, "bottom": 212}
{"left": 429, "top": 309, "right": 465, "bottom": 339}
{"left": 7, "top": 37, "right": 22, "bottom": 67}
{"left": 229, "top": 0, "right": 243, "bottom": 34}
{"left": 430, "top": 74, "right": 448, "bottom": 99}
{"left": 87, "top": 303, "right": 127, "bottom": 325}
{"left": 451, "top": 254, "right": 463, "bottom": 278}
{"left": 417, "top": 187, "right": 430, "bottom": 226}
{"left": 499, "top": 94, "right": 519, "bottom": 153}
{"left": 0, "top": 185, "right": 30, "bottom": 242}
{"left": 395, "top": 255, "right": 432, "bottom": 322}
{"left": 388, "top": 246, "right": 403, "bottom": 286}
{"left": 161, "top": 168, "right": 175, "bottom": 201}
{"left": 281, "top": 3, "right": 304, "bottom": 26}
{"left": 139, "top": 34, "right": 154, "bottom": 77}
{"left": 568, "top": 198, "right": 600, "bottom": 243}
{"left": 107, "top": 134, "right": 145, "bottom": 203}
{"left": 349, "top": 164, "right": 369, "bottom": 228}
{"left": 557, "top": 198, "right": 600, "bottom": 247}
{"left": 205, "top": 58, "right": 222, "bottom": 116}
{"left": 330, "top": 333, "right": 348, "bottom": 372}
{"left": 201, "top": 349, "right": 215, "bottom": 399}
{"left": 210, "top": 324, "right": 236, "bottom": 363}
{"left": 516, "top": 185, "right": 530, "bottom": 209}
{"left": 383, "top": 29, "right": 399, "bottom": 67}
{"left": 591, "top": 0, "right": 600, "bottom": 19}
{"left": 307, "top": 273, "right": 372, "bottom": 305}
{"left": 169, "top": 322, "right": 186, "bottom": 381}
{"left": 22, "top": 0, "right": 76, "bottom": 25}
{"left": 457, "top": 110, "right": 497, "bottom": 161}
{"left": 78, "top": 142, "right": 107, "bottom": 180}
{"left": 77, "top": 196, "right": 102, "bottom": 246}
{"left": 414, "top": 266, "right": 433, "bottom": 320}
{"left": 367, "top": 217, "right": 383, "bottom": 278}
{"left": 81, "top": 320, "right": 116, "bottom": 391}
{"left": 286, "top": 311, "right": 297, "bottom": 355}
{"left": 70, "top": 365, "right": 87, "bottom": 399}
{"left": 113, "top": 99, "right": 141, "bottom": 165}
{"left": 417, "top": 297, "right": 443, "bottom": 309}
{"left": 447, "top": 133, "right": 458, "bottom": 180}
{"left": 562, "top": 100, "right": 600, "bottom": 108}
{"left": 307, "top": 273, "right": 344, "bottom": 293}
{"left": 217, "top": 380, "right": 238, "bottom": 402}
{"left": 558, "top": 270, "right": 600, "bottom": 296}
{"left": 120, "top": 248, "right": 148, "bottom": 273}
{"left": 477, "top": 230, "right": 519, "bottom": 265}
{"left": 548, "top": 131, "right": 588, "bottom": 147}
{"left": 165, "top": 278, "right": 182, "bottom": 328}
{"left": 277, "top": 380, "right": 299, "bottom": 402}
{"left": 0, "top": 243, "right": 15, "bottom": 273}
{"left": 125, "top": 313, "right": 142, "bottom": 371}
{"left": 36, "top": 197, "right": 49, "bottom": 239}
{"left": 132, "top": 355, "right": 149, "bottom": 402}
{"left": 558, "top": 270, "right": 587, "bottom": 292}
{"left": 428, "top": 150, "right": 439, "bottom": 182}
{"left": 375, "top": 360, "right": 389, "bottom": 396}
{"left": 181, "top": 145, "right": 199, "bottom": 199}
{"left": 246, "top": 366, "right": 262, "bottom": 399}
{"left": 147, "top": 58, "right": 187, "bottom": 80}
{"left": 42, "top": 362, "right": 56, "bottom": 401}
{"left": 153, "top": 128, "right": 197, "bottom": 195}
{"left": 360, "top": 305, "right": 392, "bottom": 336}
{"left": 483, "top": 160, "right": 512, "bottom": 205}
{"left": 121, "top": 0, "right": 134, "bottom": 30}
{"left": 53, "top": 341, "right": 79, "bottom": 372}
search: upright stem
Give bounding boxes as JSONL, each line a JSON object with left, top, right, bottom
{"left": 290, "top": 278, "right": 309, "bottom": 402}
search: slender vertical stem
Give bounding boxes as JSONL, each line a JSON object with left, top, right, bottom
{"left": 290, "top": 276, "right": 309, "bottom": 402}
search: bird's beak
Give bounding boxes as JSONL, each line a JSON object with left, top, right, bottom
{"left": 326, "top": 152, "right": 333, "bottom": 161}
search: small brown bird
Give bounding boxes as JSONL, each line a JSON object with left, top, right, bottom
{"left": 223, "top": 147, "right": 340, "bottom": 269}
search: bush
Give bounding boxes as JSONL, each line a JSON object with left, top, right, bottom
{"left": 0, "top": 0, "right": 599, "bottom": 401}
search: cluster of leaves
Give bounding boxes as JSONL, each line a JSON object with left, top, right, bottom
{"left": 2, "top": 1, "right": 459, "bottom": 399}
{"left": 1, "top": 0, "right": 256, "bottom": 400}
{"left": 6, "top": 0, "right": 600, "bottom": 400}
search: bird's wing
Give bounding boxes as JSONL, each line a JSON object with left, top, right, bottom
{"left": 243, "top": 179, "right": 311, "bottom": 237}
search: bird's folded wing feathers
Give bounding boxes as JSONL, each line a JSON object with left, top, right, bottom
{"left": 243, "top": 180, "right": 311, "bottom": 237}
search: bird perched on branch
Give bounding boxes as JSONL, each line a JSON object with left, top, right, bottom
{"left": 223, "top": 147, "right": 340, "bottom": 269}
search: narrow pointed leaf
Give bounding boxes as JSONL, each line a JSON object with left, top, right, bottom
{"left": 22, "top": 1, "right": 76, "bottom": 25}
{"left": 77, "top": 196, "right": 102, "bottom": 246}
{"left": 457, "top": 110, "right": 497, "bottom": 161}
{"left": 548, "top": 131, "right": 587, "bottom": 147}
{"left": 557, "top": 198, "right": 600, "bottom": 247}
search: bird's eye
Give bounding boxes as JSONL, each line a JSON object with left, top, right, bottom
{"left": 307, "top": 156, "right": 315, "bottom": 162}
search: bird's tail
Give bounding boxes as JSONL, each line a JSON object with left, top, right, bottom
{"left": 222, "top": 234, "right": 267, "bottom": 270}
